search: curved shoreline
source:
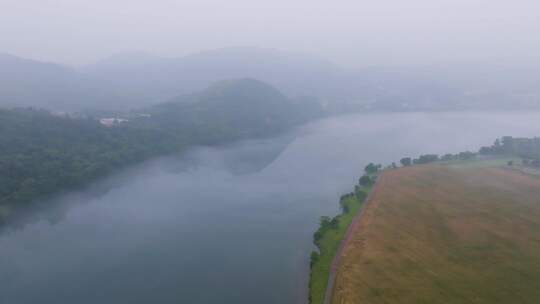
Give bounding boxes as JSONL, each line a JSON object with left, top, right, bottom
{"left": 322, "top": 175, "right": 382, "bottom": 304}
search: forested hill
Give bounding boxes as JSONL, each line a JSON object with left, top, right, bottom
{"left": 138, "top": 78, "right": 323, "bottom": 142}
{"left": 0, "top": 79, "right": 322, "bottom": 224}
{"left": 0, "top": 108, "right": 179, "bottom": 224}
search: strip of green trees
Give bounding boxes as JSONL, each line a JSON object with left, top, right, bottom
{"left": 307, "top": 135, "right": 540, "bottom": 304}
{"left": 308, "top": 163, "right": 377, "bottom": 304}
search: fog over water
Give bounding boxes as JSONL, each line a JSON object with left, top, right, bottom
{"left": 2, "top": 112, "right": 540, "bottom": 304}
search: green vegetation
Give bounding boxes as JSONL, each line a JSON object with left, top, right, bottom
{"left": 400, "top": 157, "right": 411, "bottom": 166}
{"left": 479, "top": 136, "right": 540, "bottom": 167}
{"left": 358, "top": 163, "right": 381, "bottom": 187}
{"left": 309, "top": 191, "right": 366, "bottom": 304}
{"left": 0, "top": 79, "right": 322, "bottom": 224}
{"left": 395, "top": 136, "right": 540, "bottom": 171}
{"left": 308, "top": 162, "right": 380, "bottom": 304}
{"left": 363, "top": 162, "right": 381, "bottom": 174}
{"left": 0, "top": 108, "right": 183, "bottom": 223}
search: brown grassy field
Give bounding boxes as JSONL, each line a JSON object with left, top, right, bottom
{"left": 331, "top": 164, "right": 540, "bottom": 304}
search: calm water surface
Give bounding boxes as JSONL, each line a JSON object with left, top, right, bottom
{"left": 2, "top": 112, "right": 540, "bottom": 304}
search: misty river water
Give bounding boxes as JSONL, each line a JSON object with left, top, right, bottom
{"left": 3, "top": 112, "right": 540, "bottom": 304}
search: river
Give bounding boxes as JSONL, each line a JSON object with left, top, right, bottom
{"left": 2, "top": 112, "right": 540, "bottom": 304}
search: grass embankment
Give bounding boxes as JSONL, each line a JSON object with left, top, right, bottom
{"left": 331, "top": 164, "right": 540, "bottom": 304}
{"left": 309, "top": 184, "right": 371, "bottom": 304}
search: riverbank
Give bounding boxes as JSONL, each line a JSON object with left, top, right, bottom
{"left": 0, "top": 79, "right": 325, "bottom": 227}
{"left": 330, "top": 163, "right": 540, "bottom": 303}
{"left": 6, "top": 114, "right": 540, "bottom": 304}
{"left": 308, "top": 169, "right": 378, "bottom": 304}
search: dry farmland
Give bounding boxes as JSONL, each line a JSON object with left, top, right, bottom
{"left": 331, "top": 164, "right": 540, "bottom": 304}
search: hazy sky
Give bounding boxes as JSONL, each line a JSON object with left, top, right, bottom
{"left": 1, "top": 0, "right": 539, "bottom": 67}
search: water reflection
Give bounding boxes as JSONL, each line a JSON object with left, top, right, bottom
{"left": 3, "top": 112, "right": 540, "bottom": 304}
{"left": 0, "top": 133, "right": 296, "bottom": 236}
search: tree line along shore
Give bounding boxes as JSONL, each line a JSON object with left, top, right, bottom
{"left": 308, "top": 136, "right": 540, "bottom": 304}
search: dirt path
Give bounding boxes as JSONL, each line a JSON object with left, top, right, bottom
{"left": 322, "top": 176, "right": 383, "bottom": 304}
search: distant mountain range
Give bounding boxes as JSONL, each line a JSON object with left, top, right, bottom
{"left": 0, "top": 48, "right": 366, "bottom": 111}
{"left": 1, "top": 47, "right": 539, "bottom": 112}
{"left": 0, "top": 53, "right": 117, "bottom": 110}
{"left": 82, "top": 48, "right": 364, "bottom": 108}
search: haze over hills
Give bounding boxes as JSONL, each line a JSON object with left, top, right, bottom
{"left": 82, "top": 47, "right": 368, "bottom": 107}
{"left": 137, "top": 78, "right": 324, "bottom": 141}
{"left": 0, "top": 77, "right": 321, "bottom": 225}
{"left": 4, "top": 1, "right": 540, "bottom": 303}
{"left": 0, "top": 48, "right": 362, "bottom": 111}
{"left": 1, "top": 47, "right": 540, "bottom": 112}
{"left": 0, "top": 53, "right": 119, "bottom": 111}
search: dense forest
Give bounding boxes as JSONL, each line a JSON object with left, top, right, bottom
{"left": 0, "top": 79, "right": 323, "bottom": 224}
{"left": 0, "top": 108, "right": 177, "bottom": 213}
